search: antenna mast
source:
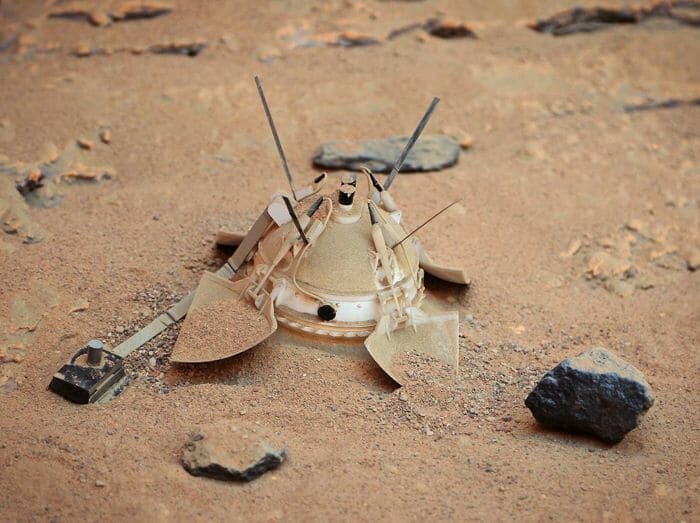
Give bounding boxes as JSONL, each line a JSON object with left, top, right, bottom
{"left": 392, "top": 199, "right": 460, "bottom": 248}
{"left": 255, "top": 76, "right": 297, "bottom": 196}
{"left": 383, "top": 97, "right": 440, "bottom": 191}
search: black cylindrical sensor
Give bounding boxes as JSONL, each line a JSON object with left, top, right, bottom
{"left": 338, "top": 184, "right": 355, "bottom": 205}
{"left": 86, "top": 339, "right": 104, "bottom": 366}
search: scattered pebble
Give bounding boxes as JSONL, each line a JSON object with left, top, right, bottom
{"left": 77, "top": 139, "right": 94, "bottom": 150}
{"left": 424, "top": 18, "right": 477, "bottom": 39}
{"left": 69, "top": 299, "right": 90, "bottom": 314}
{"left": 685, "top": 249, "right": 700, "bottom": 272}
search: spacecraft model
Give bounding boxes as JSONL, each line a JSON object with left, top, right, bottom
{"left": 49, "top": 77, "right": 469, "bottom": 404}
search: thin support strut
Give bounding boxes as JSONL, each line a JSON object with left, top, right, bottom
{"left": 255, "top": 76, "right": 296, "bottom": 195}
{"left": 384, "top": 96, "right": 440, "bottom": 191}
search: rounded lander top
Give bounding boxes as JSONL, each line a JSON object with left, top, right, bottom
{"left": 256, "top": 185, "right": 420, "bottom": 299}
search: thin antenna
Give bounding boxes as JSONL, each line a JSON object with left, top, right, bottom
{"left": 255, "top": 76, "right": 296, "bottom": 195}
{"left": 282, "top": 196, "right": 308, "bottom": 244}
{"left": 362, "top": 166, "right": 384, "bottom": 192}
{"left": 306, "top": 196, "right": 324, "bottom": 217}
{"left": 384, "top": 96, "right": 440, "bottom": 191}
{"left": 392, "top": 199, "right": 460, "bottom": 248}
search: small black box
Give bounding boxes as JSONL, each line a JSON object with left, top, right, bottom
{"left": 49, "top": 350, "right": 125, "bottom": 404}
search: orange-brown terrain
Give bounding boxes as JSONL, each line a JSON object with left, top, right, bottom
{"left": 0, "top": 1, "right": 698, "bottom": 521}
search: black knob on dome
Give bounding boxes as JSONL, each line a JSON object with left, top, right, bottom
{"left": 317, "top": 304, "right": 336, "bottom": 322}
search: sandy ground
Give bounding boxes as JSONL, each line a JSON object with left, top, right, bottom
{"left": 1, "top": 1, "right": 698, "bottom": 521}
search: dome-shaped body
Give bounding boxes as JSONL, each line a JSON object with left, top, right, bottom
{"left": 249, "top": 178, "right": 423, "bottom": 338}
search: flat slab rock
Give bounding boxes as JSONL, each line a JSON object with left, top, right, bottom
{"left": 525, "top": 348, "right": 654, "bottom": 444}
{"left": 181, "top": 419, "right": 286, "bottom": 482}
{"left": 312, "top": 135, "right": 460, "bottom": 173}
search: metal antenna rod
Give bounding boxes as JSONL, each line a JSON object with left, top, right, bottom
{"left": 384, "top": 96, "right": 440, "bottom": 191}
{"left": 255, "top": 76, "right": 296, "bottom": 195}
{"left": 306, "top": 196, "right": 324, "bottom": 217}
{"left": 392, "top": 199, "right": 460, "bottom": 248}
{"left": 362, "top": 166, "right": 384, "bottom": 193}
{"left": 282, "top": 196, "right": 309, "bottom": 244}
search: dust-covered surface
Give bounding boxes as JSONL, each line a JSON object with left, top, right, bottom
{"left": 0, "top": 0, "right": 698, "bottom": 521}
{"left": 173, "top": 297, "right": 273, "bottom": 363}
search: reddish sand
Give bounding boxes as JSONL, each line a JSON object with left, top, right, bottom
{"left": 0, "top": 1, "right": 698, "bottom": 521}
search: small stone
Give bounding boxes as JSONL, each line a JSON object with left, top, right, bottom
{"left": 73, "top": 44, "right": 92, "bottom": 57}
{"left": 181, "top": 420, "right": 286, "bottom": 482}
{"left": 458, "top": 134, "right": 474, "bottom": 150}
{"left": 307, "top": 31, "right": 380, "bottom": 48}
{"left": 69, "top": 299, "right": 89, "bottom": 314}
{"left": 77, "top": 138, "right": 94, "bottom": 150}
{"left": 88, "top": 11, "right": 112, "bottom": 26}
{"left": 109, "top": 2, "right": 173, "bottom": 21}
{"left": 95, "top": 479, "right": 106, "bottom": 487}
{"left": 148, "top": 357, "right": 156, "bottom": 367}
{"left": 525, "top": 348, "right": 654, "bottom": 443}
{"left": 99, "top": 129, "right": 112, "bottom": 144}
{"left": 148, "top": 41, "right": 207, "bottom": 57}
{"left": 424, "top": 18, "right": 477, "bottom": 39}
{"left": 685, "top": 248, "right": 700, "bottom": 271}
{"left": 560, "top": 238, "right": 582, "bottom": 258}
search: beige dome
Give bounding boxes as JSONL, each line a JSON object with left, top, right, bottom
{"left": 257, "top": 194, "right": 419, "bottom": 298}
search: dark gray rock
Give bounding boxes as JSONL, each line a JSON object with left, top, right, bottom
{"left": 181, "top": 421, "right": 286, "bottom": 482}
{"left": 525, "top": 348, "right": 654, "bottom": 443}
{"left": 312, "top": 135, "right": 460, "bottom": 173}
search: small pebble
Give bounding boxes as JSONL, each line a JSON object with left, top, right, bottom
{"left": 77, "top": 138, "right": 94, "bottom": 150}
{"left": 95, "top": 479, "right": 106, "bottom": 487}
{"left": 99, "top": 129, "right": 112, "bottom": 144}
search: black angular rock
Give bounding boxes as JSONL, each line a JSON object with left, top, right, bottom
{"left": 525, "top": 348, "right": 654, "bottom": 443}
{"left": 312, "top": 135, "right": 460, "bottom": 173}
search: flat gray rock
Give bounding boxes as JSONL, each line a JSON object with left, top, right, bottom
{"left": 525, "top": 348, "right": 654, "bottom": 443}
{"left": 181, "top": 420, "right": 286, "bottom": 482}
{"left": 312, "top": 135, "right": 460, "bottom": 173}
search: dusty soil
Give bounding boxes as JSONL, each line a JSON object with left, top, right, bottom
{"left": 1, "top": 1, "right": 698, "bottom": 521}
